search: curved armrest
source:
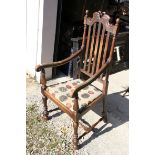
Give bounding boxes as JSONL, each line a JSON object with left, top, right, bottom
{"left": 71, "top": 58, "right": 111, "bottom": 97}
{"left": 35, "top": 46, "right": 84, "bottom": 72}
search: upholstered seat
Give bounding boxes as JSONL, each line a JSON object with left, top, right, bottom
{"left": 47, "top": 79, "right": 102, "bottom": 112}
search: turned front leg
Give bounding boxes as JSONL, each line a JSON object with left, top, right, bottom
{"left": 73, "top": 121, "right": 79, "bottom": 150}
{"left": 42, "top": 94, "right": 48, "bottom": 120}
{"left": 72, "top": 94, "right": 79, "bottom": 150}
{"left": 40, "top": 68, "right": 48, "bottom": 120}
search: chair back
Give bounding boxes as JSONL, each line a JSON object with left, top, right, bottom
{"left": 80, "top": 11, "right": 119, "bottom": 80}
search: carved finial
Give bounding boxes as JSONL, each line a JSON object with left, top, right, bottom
{"left": 86, "top": 10, "right": 88, "bottom": 16}
{"left": 98, "top": 11, "right": 101, "bottom": 17}
{"left": 98, "top": 10, "right": 101, "bottom": 14}
{"left": 84, "top": 10, "right": 89, "bottom": 25}
{"left": 116, "top": 18, "right": 120, "bottom": 25}
{"left": 102, "top": 12, "right": 106, "bottom": 15}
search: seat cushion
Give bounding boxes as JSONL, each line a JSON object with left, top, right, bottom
{"left": 47, "top": 79, "right": 102, "bottom": 112}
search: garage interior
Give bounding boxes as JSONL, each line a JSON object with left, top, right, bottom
{"left": 53, "top": 0, "right": 129, "bottom": 78}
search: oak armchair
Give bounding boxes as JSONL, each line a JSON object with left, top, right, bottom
{"left": 35, "top": 11, "right": 119, "bottom": 150}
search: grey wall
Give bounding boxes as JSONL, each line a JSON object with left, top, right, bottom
{"left": 26, "top": 0, "right": 58, "bottom": 81}
{"left": 41, "top": 0, "right": 58, "bottom": 79}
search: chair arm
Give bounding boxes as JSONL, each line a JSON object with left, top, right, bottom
{"left": 35, "top": 46, "right": 84, "bottom": 72}
{"left": 71, "top": 59, "right": 111, "bottom": 98}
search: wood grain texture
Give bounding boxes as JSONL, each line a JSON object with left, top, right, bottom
{"left": 96, "top": 26, "right": 106, "bottom": 71}
{"left": 87, "top": 23, "right": 96, "bottom": 73}
{"left": 91, "top": 22, "right": 101, "bottom": 74}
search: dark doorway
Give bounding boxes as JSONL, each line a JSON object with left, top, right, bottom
{"left": 53, "top": 0, "right": 129, "bottom": 78}
{"left": 53, "top": 0, "right": 110, "bottom": 78}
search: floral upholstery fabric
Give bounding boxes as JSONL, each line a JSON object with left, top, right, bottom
{"left": 47, "top": 79, "right": 102, "bottom": 112}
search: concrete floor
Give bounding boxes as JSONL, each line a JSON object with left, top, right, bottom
{"left": 79, "top": 69, "right": 129, "bottom": 155}
{"left": 27, "top": 69, "right": 129, "bottom": 155}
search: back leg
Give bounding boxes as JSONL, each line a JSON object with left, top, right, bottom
{"left": 102, "top": 97, "right": 108, "bottom": 123}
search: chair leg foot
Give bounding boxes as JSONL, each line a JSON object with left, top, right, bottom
{"left": 42, "top": 115, "right": 48, "bottom": 121}
{"left": 102, "top": 112, "right": 108, "bottom": 123}
{"left": 73, "top": 121, "right": 79, "bottom": 150}
{"left": 42, "top": 95, "right": 48, "bottom": 120}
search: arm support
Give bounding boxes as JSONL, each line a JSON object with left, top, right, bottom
{"left": 35, "top": 46, "right": 84, "bottom": 72}
{"left": 71, "top": 58, "right": 111, "bottom": 97}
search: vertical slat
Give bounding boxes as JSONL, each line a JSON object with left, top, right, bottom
{"left": 87, "top": 23, "right": 96, "bottom": 73}
{"left": 83, "top": 25, "right": 91, "bottom": 70}
{"left": 100, "top": 32, "right": 110, "bottom": 79}
{"left": 102, "top": 32, "right": 110, "bottom": 65}
{"left": 96, "top": 26, "right": 106, "bottom": 71}
{"left": 91, "top": 22, "right": 102, "bottom": 74}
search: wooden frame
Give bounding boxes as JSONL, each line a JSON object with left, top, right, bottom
{"left": 35, "top": 10, "right": 119, "bottom": 150}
